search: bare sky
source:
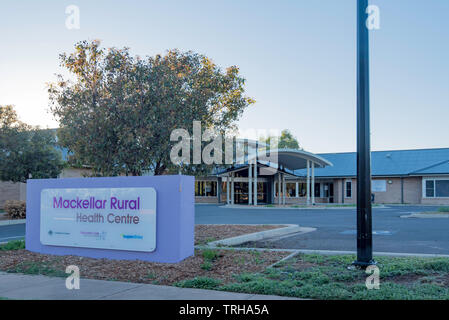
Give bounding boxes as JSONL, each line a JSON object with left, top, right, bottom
{"left": 0, "top": 0, "right": 448, "bottom": 153}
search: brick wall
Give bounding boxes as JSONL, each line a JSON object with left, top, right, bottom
{"left": 0, "top": 181, "right": 23, "bottom": 208}
{"left": 403, "top": 177, "right": 422, "bottom": 204}
{"left": 333, "top": 179, "right": 343, "bottom": 204}
{"left": 421, "top": 198, "right": 449, "bottom": 205}
{"left": 273, "top": 197, "right": 329, "bottom": 204}
{"left": 19, "top": 182, "right": 27, "bottom": 201}
{"left": 335, "top": 177, "right": 426, "bottom": 205}
{"left": 195, "top": 197, "right": 219, "bottom": 204}
{"left": 341, "top": 178, "right": 357, "bottom": 204}
{"left": 372, "top": 178, "right": 402, "bottom": 204}
{"left": 338, "top": 177, "right": 423, "bottom": 205}
{"left": 59, "top": 167, "right": 93, "bottom": 178}
{"left": 420, "top": 176, "right": 449, "bottom": 205}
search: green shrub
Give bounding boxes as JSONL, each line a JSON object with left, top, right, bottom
{"left": 437, "top": 207, "right": 449, "bottom": 213}
{"left": 0, "top": 240, "right": 25, "bottom": 251}
{"left": 202, "top": 249, "right": 219, "bottom": 261}
{"left": 175, "top": 277, "right": 222, "bottom": 290}
{"left": 8, "top": 261, "right": 66, "bottom": 277}
{"left": 4, "top": 200, "right": 26, "bottom": 219}
{"left": 422, "top": 260, "right": 449, "bottom": 272}
{"left": 201, "top": 261, "right": 213, "bottom": 271}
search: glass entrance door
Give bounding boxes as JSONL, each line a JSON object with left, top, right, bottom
{"left": 257, "top": 182, "right": 267, "bottom": 204}
{"left": 234, "top": 182, "right": 267, "bottom": 204}
{"left": 234, "top": 182, "right": 248, "bottom": 204}
{"left": 323, "top": 182, "right": 334, "bottom": 203}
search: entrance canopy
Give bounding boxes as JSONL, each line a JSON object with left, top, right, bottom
{"left": 248, "top": 148, "right": 333, "bottom": 171}
{"left": 217, "top": 148, "right": 333, "bottom": 206}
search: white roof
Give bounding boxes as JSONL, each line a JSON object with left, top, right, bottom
{"left": 247, "top": 148, "right": 333, "bottom": 170}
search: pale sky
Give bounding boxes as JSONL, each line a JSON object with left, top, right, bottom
{"left": 0, "top": 0, "right": 448, "bottom": 153}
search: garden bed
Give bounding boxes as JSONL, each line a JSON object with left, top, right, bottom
{"left": 207, "top": 254, "right": 449, "bottom": 299}
{"left": 194, "top": 224, "right": 285, "bottom": 245}
{"left": 0, "top": 224, "right": 289, "bottom": 286}
{"left": 2, "top": 223, "right": 448, "bottom": 299}
{"left": 0, "top": 248, "right": 288, "bottom": 286}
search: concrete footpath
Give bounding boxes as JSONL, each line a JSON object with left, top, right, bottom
{"left": 0, "top": 272, "right": 298, "bottom": 300}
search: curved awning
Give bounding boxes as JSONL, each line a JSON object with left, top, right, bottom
{"left": 248, "top": 148, "right": 333, "bottom": 170}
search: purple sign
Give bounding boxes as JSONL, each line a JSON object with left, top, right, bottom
{"left": 40, "top": 187, "right": 157, "bottom": 252}
{"left": 26, "top": 175, "right": 194, "bottom": 263}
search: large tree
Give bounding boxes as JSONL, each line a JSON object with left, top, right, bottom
{"left": 0, "top": 105, "right": 64, "bottom": 183}
{"left": 262, "top": 129, "right": 301, "bottom": 150}
{"left": 49, "top": 40, "right": 254, "bottom": 176}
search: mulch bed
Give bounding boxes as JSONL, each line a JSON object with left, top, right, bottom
{"left": 0, "top": 224, "right": 289, "bottom": 285}
{"left": 194, "top": 224, "right": 285, "bottom": 245}
{"left": 0, "top": 249, "right": 288, "bottom": 286}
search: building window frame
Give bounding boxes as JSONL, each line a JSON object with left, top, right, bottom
{"left": 314, "top": 182, "right": 321, "bottom": 198}
{"left": 345, "top": 180, "right": 352, "bottom": 199}
{"left": 286, "top": 182, "right": 296, "bottom": 198}
{"left": 422, "top": 177, "right": 449, "bottom": 199}
{"left": 195, "top": 180, "right": 217, "bottom": 197}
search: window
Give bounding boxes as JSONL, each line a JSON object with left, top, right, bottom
{"left": 345, "top": 180, "right": 352, "bottom": 198}
{"left": 425, "top": 180, "right": 435, "bottom": 198}
{"left": 275, "top": 182, "right": 295, "bottom": 197}
{"left": 286, "top": 183, "right": 296, "bottom": 197}
{"left": 437, "top": 180, "right": 449, "bottom": 197}
{"left": 315, "top": 183, "right": 321, "bottom": 198}
{"left": 195, "top": 181, "right": 217, "bottom": 197}
{"left": 298, "top": 183, "right": 306, "bottom": 197}
{"left": 323, "top": 184, "right": 329, "bottom": 198}
{"left": 372, "top": 180, "right": 387, "bottom": 192}
{"left": 424, "top": 179, "right": 449, "bottom": 198}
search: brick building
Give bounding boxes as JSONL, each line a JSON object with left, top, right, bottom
{"left": 2, "top": 147, "right": 449, "bottom": 207}
{"left": 194, "top": 148, "right": 449, "bottom": 206}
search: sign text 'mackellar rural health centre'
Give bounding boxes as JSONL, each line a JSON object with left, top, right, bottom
{"left": 26, "top": 176, "right": 194, "bottom": 263}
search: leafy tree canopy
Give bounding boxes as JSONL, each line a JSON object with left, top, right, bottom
{"left": 49, "top": 40, "right": 255, "bottom": 176}
{"left": 262, "top": 129, "right": 301, "bottom": 150}
{"left": 0, "top": 105, "right": 64, "bottom": 183}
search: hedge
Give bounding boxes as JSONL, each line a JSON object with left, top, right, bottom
{"left": 4, "top": 200, "right": 26, "bottom": 219}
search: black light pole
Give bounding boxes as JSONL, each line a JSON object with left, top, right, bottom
{"left": 353, "top": 0, "right": 375, "bottom": 267}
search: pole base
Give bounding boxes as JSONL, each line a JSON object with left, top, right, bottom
{"left": 352, "top": 259, "right": 377, "bottom": 269}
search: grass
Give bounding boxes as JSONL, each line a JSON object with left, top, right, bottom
{"left": 0, "top": 240, "right": 66, "bottom": 277}
{"left": 202, "top": 249, "right": 219, "bottom": 261}
{"left": 146, "top": 272, "right": 157, "bottom": 280}
{"left": 175, "top": 277, "right": 222, "bottom": 290}
{"left": 6, "top": 260, "right": 67, "bottom": 278}
{"left": 418, "top": 209, "right": 449, "bottom": 215}
{"left": 199, "top": 249, "right": 220, "bottom": 271}
{"left": 197, "top": 237, "right": 217, "bottom": 246}
{"left": 0, "top": 240, "right": 25, "bottom": 251}
{"left": 289, "top": 204, "right": 382, "bottom": 208}
{"left": 176, "top": 254, "right": 449, "bottom": 300}
{"left": 326, "top": 204, "right": 356, "bottom": 207}
{"left": 200, "top": 261, "right": 213, "bottom": 271}
{"left": 2, "top": 238, "right": 448, "bottom": 299}
{"left": 323, "top": 204, "right": 382, "bottom": 208}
